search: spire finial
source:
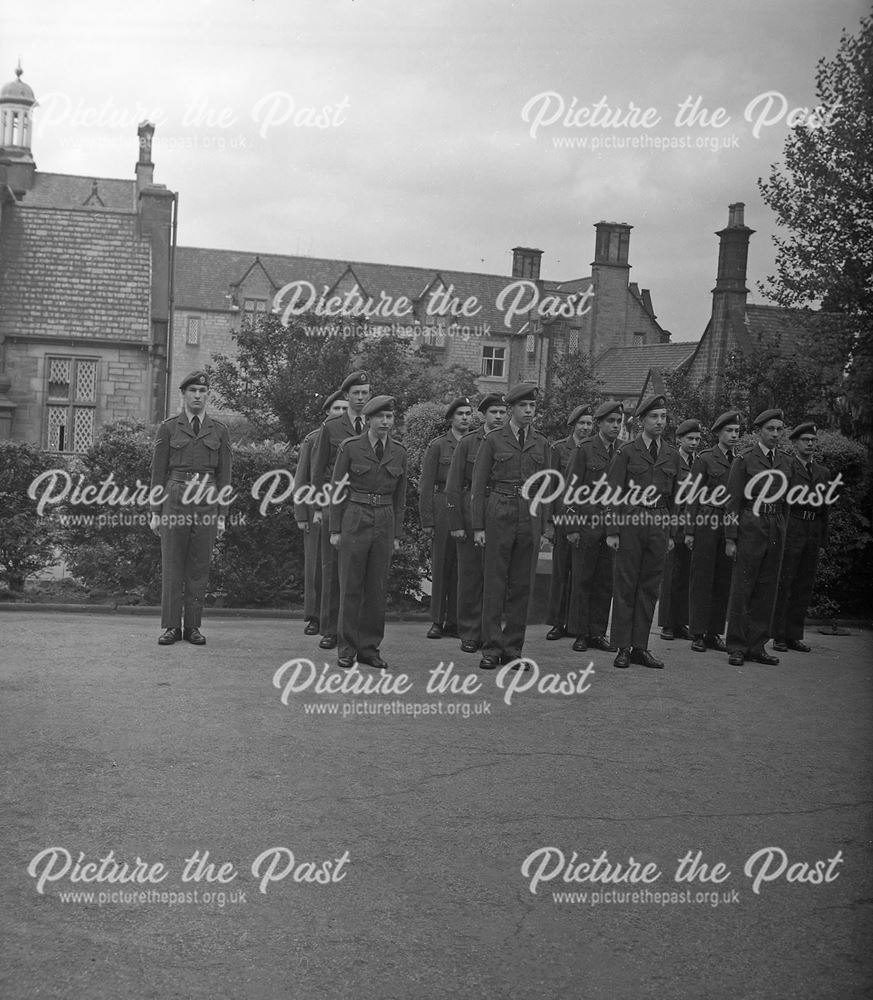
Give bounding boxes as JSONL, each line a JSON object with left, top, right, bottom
{"left": 15, "top": 59, "right": 23, "bottom": 80}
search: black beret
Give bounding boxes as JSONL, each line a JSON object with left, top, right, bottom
{"left": 477, "top": 393, "right": 505, "bottom": 413}
{"left": 635, "top": 394, "right": 667, "bottom": 418}
{"left": 505, "top": 383, "right": 539, "bottom": 405}
{"left": 753, "top": 408, "right": 784, "bottom": 427}
{"left": 567, "top": 404, "right": 594, "bottom": 426}
{"left": 179, "top": 370, "right": 209, "bottom": 391}
{"left": 676, "top": 419, "right": 702, "bottom": 436}
{"left": 445, "top": 397, "right": 472, "bottom": 421}
{"left": 594, "top": 400, "right": 623, "bottom": 421}
{"left": 789, "top": 421, "right": 817, "bottom": 440}
{"left": 711, "top": 411, "right": 741, "bottom": 433}
{"left": 321, "top": 389, "right": 346, "bottom": 413}
{"left": 362, "top": 394, "right": 394, "bottom": 416}
{"left": 341, "top": 371, "right": 370, "bottom": 392}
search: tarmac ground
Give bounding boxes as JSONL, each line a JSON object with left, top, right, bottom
{"left": 1, "top": 610, "right": 871, "bottom": 999}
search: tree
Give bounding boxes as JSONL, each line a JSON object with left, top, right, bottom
{"left": 537, "top": 351, "right": 604, "bottom": 440}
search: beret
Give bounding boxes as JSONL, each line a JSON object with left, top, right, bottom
{"left": 635, "top": 394, "right": 667, "bottom": 418}
{"left": 594, "top": 400, "right": 623, "bottom": 420}
{"left": 676, "top": 419, "right": 702, "bottom": 436}
{"left": 179, "top": 370, "right": 209, "bottom": 391}
{"left": 711, "top": 410, "right": 741, "bottom": 433}
{"left": 362, "top": 394, "right": 394, "bottom": 416}
{"left": 321, "top": 389, "right": 346, "bottom": 413}
{"left": 477, "top": 393, "right": 505, "bottom": 413}
{"left": 504, "top": 383, "right": 539, "bottom": 406}
{"left": 567, "top": 404, "right": 594, "bottom": 426}
{"left": 789, "top": 421, "right": 817, "bottom": 440}
{"left": 445, "top": 397, "right": 472, "bottom": 421}
{"left": 341, "top": 371, "right": 370, "bottom": 392}
{"left": 753, "top": 408, "right": 784, "bottom": 427}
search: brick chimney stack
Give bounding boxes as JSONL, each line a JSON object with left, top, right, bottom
{"left": 136, "top": 121, "right": 155, "bottom": 191}
{"left": 511, "top": 247, "right": 543, "bottom": 281}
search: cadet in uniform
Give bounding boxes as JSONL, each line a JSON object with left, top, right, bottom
{"left": 546, "top": 404, "right": 594, "bottom": 641}
{"left": 564, "top": 400, "right": 624, "bottom": 653}
{"left": 470, "top": 383, "right": 554, "bottom": 670}
{"left": 311, "top": 371, "right": 371, "bottom": 649}
{"left": 685, "top": 411, "right": 740, "bottom": 653}
{"left": 150, "top": 370, "right": 232, "bottom": 646}
{"left": 419, "top": 397, "right": 473, "bottom": 639}
{"left": 772, "top": 421, "right": 831, "bottom": 653}
{"left": 606, "top": 394, "right": 681, "bottom": 669}
{"left": 330, "top": 395, "right": 407, "bottom": 670}
{"left": 295, "top": 390, "right": 348, "bottom": 636}
{"left": 724, "top": 408, "right": 792, "bottom": 666}
{"left": 657, "top": 418, "right": 701, "bottom": 640}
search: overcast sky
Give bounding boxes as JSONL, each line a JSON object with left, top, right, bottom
{"left": 4, "top": 0, "right": 867, "bottom": 341}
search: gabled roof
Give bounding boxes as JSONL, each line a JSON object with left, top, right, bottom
{"left": 594, "top": 342, "right": 698, "bottom": 396}
{"left": 743, "top": 303, "right": 823, "bottom": 355}
{"left": 16, "top": 172, "right": 136, "bottom": 212}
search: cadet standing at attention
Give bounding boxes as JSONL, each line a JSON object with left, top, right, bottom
{"left": 150, "top": 371, "right": 232, "bottom": 646}
{"left": 311, "top": 371, "right": 371, "bottom": 650}
{"left": 657, "top": 418, "right": 701, "bottom": 641}
{"left": 444, "top": 394, "right": 506, "bottom": 653}
{"left": 685, "top": 410, "right": 740, "bottom": 654}
{"left": 330, "top": 395, "right": 407, "bottom": 670}
{"left": 419, "top": 397, "right": 473, "bottom": 639}
{"left": 470, "top": 383, "right": 554, "bottom": 670}
{"left": 564, "top": 400, "right": 624, "bottom": 653}
{"left": 294, "top": 389, "right": 348, "bottom": 636}
{"left": 771, "top": 421, "right": 831, "bottom": 654}
{"left": 545, "top": 404, "right": 594, "bottom": 642}
{"left": 606, "top": 394, "right": 681, "bottom": 670}
{"left": 724, "top": 408, "right": 792, "bottom": 666}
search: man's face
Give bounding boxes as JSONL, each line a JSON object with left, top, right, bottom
{"left": 347, "top": 385, "right": 371, "bottom": 413}
{"left": 183, "top": 385, "right": 208, "bottom": 412}
{"left": 328, "top": 399, "right": 349, "bottom": 418}
{"left": 643, "top": 408, "right": 667, "bottom": 438}
{"left": 512, "top": 400, "right": 536, "bottom": 427}
{"left": 599, "top": 413, "right": 622, "bottom": 441}
{"left": 483, "top": 405, "right": 506, "bottom": 431}
{"left": 794, "top": 433, "right": 817, "bottom": 460}
{"left": 718, "top": 424, "right": 740, "bottom": 448}
{"left": 758, "top": 419, "right": 783, "bottom": 450}
{"left": 368, "top": 410, "right": 394, "bottom": 437}
{"left": 452, "top": 406, "right": 473, "bottom": 433}
{"left": 679, "top": 431, "right": 701, "bottom": 454}
{"left": 574, "top": 415, "right": 594, "bottom": 440}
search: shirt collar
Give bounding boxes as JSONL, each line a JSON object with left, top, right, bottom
{"left": 183, "top": 406, "right": 206, "bottom": 424}
{"left": 641, "top": 431, "right": 658, "bottom": 451}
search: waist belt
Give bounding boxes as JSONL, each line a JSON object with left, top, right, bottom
{"left": 491, "top": 483, "right": 525, "bottom": 497}
{"left": 743, "top": 502, "right": 783, "bottom": 515}
{"left": 698, "top": 502, "right": 726, "bottom": 511}
{"left": 169, "top": 470, "right": 214, "bottom": 482}
{"left": 348, "top": 490, "right": 394, "bottom": 506}
{"left": 790, "top": 509, "right": 822, "bottom": 521}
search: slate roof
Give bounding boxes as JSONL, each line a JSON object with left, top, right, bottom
{"left": 16, "top": 172, "right": 137, "bottom": 212}
{"left": 594, "top": 342, "right": 698, "bottom": 395}
{"left": 742, "top": 304, "right": 823, "bottom": 354}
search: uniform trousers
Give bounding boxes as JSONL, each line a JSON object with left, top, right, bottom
{"left": 726, "top": 511, "right": 785, "bottom": 656}
{"left": 658, "top": 538, "right": 691, "bottom": 629}
{"left": 455, "top": 490, "right": 485, "bottom": 645}
{"left": 610, "top": 520, "right": 669, "bottom": 649}
{"left": 546, "top": 529, "right": 573, "bottom": 628}
{"left": 159, "top": 481, "right": 218, "bottom": 629}
{"left": 771, "top": 516, "right": 824, "bottom": 642}
{"left": 567, "top": 529, "right": 614, "bottom": 638}
{"left": 688, "top": 519, "right": 732, "bottom": 636}
{"left": 481, "top": 493, "right": 537, "bottom": 660}
{"left": 337, "top": 502, "right": 395, "bottom": 661}
{"left": 319, "top": 523, "right": 341, "bottom": 637}
{"left": 302, "top": 522, "right": 322, "bottom": 620}
{"left": 429, "top": 492, "right": 458, "bottom": 626}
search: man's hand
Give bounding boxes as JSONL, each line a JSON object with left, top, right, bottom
{"left": 393, "top": 538, "right": 401, "bottom": 552}
{"left": 217, "top": 516, "right": 226, "bottom": 540}
{"left": 330, "top": 532, "right": 341, "bottom": 548}
{"left": 725, "top": 540, "right": 737, "bottom": 560}
{"left": 684, "top": 534, "right": 694, "bottom": 550}
{"left": 606, "top": 534, "right": 620, "bottom": 551}
{"left": 149, "top": 513, "right": 160, "bottom": 537}
{"left": 296, "top": 520, "right": 309, "bottom": 533}
{"left": 667, "top": 537, "right": 675, "bottom": 552}
{"left": 422, "top": 526, "right": 434, "bottom": 539}
{"left": 450, "top": 529, "right": 466, "bottom": 540}
{"left": 312, "top": 511, "right": 323, "bottom": 526}
{"left": 567, "top": 532, "right": 580, "bottom": 547}
{"left": 473, "top": 530, "right": 486, "bottom": 547}
{"left": 543, "top": 525, "right": 554, "bottom": 544}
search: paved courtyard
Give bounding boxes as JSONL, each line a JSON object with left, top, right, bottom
{"left": 1, "top": 610, "right": 871, "bottom": 999}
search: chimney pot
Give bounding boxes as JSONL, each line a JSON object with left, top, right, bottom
{"left": 511, "top": 246, "right": 543, "bottom": 281}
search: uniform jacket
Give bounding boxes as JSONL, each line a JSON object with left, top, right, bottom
{"left": 329, "top": 434, "right": 408, "bottom": 537}
{"left": 724, "top": 443, "right": 794, "bottom": 540}
{"left": 293, "top": 427, "right": 320, "bottom": 524}
{"left": 787, "top": 454, "right": 832, "bottom": 546}
{"left": 686, "top": 445, "right": 732, "bottom": 536}
{"left": 312, "top": 411, "right": 364, "bottom": 489}
{"left": 605, "top": 435, "right": 681, "bottom": 530}
{"left": 564, "top": 433, "right": 617, "bottom": 525}
{"left": 150, "top": 411, "right": 232, "bottom": 513}
{"left": 470, "top": 422, "right": 553, "bottom": 533}
{"left": 445, "top": 427, "right": 486, "bottom": 533}
{"left": 419, "top": 431, "right": 461, "bottom": 528}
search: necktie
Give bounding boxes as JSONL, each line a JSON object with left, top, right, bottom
{"left": 726, "top": 449, "right": 734, "bottom": 464}
{"left": 355, "top": 416, "right": 363, "bottom": 434}
{"left": 517, "top": 429, "right": 525, "bottom": 449}
{"left": 649, "top": 440, "right": 658, "bottom": 462}
{"left": 375, "top": 439, "right": 384, "bottom": 461}
{"left": 607, "top": 443, "right": 614, "bottom": 461}
{"left": 766, "top": 450, "right": 774, "bottom": 466}
{"left": 192, "top": 416, "right": 200, "bottom": 436}
{"left": 806, "top": 461, "right": 813, "bottom": 478}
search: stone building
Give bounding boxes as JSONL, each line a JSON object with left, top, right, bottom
{"left": 0, "top": 66, "right": 175, "bottom": 450}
